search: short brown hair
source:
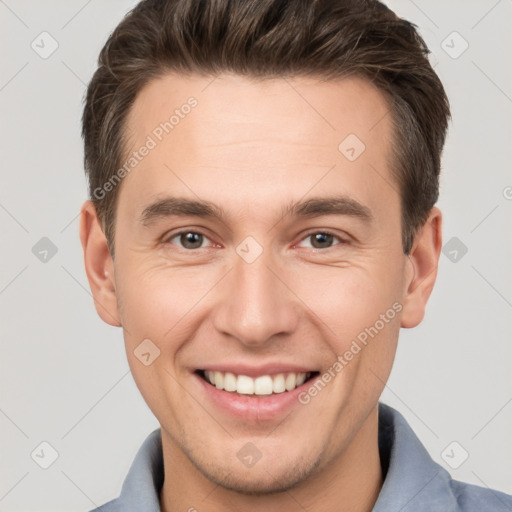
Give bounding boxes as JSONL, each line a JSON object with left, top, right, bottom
{"left": 82, "top": 0, "right": 451, "bottom": 258}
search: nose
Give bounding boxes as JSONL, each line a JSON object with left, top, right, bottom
{"left": 212, "top": 246, "right": 300, "bottom": 348}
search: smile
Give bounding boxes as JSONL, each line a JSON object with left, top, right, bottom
{"left": 196, "top": 369, "right": 319, "bottom": 396}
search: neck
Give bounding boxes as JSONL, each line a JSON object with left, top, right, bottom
{"left": 160, "top": 405, "right": 383, "bottom": 512}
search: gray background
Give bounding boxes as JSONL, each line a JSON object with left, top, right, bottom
{"left": 1, "top": 0, "right": 511, "bottom": 510}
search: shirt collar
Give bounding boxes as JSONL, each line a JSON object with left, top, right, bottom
{"left": 114, "top": 401, "right": 459, "bottom": 511}
{"left": 373, "top": 402, "right": 458, "bottom": 511}
{"left": 117, "top": 426, "right": 164, "bottom": 512}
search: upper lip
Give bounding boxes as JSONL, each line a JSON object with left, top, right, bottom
{"left": 196, "top": 364, "right": 318, "bottom": 378}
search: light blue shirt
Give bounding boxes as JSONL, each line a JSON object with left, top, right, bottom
{"left": 89, "top": 402, "right": 512, "bottom": 511}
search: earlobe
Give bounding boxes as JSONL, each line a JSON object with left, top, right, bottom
{"left": 79, "top": 200, "right": 121, "bottom": 327}
{"left": 400, "top": 207, "right": 443, "bottom": 329}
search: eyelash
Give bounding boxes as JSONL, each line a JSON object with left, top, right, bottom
{"left": 298, "top": 230, "right": 348, "bottom": 250}
{"left": 163, "top": 229, "right": 348, "bottom": 251}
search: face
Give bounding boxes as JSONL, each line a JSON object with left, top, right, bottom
{"left": 81, "top": 72, "right": 441, "bottom": 495}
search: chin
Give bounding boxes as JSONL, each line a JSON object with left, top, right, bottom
{"left": 191, "top": 451, "right": 322, "bottom": 496}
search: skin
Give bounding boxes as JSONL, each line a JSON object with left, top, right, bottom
{"left": 80, "top": 73, "right": 442, "bottom": 512}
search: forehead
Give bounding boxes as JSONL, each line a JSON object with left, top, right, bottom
{"left": 119, "top": 72, "right": 396, "bottom": 221}
{"left": 125, "top": 71, "right": 392, "bottom": 153}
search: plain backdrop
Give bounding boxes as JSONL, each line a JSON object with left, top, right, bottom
{"left": 1, "top": 0, "right": 511, "bottom": 510}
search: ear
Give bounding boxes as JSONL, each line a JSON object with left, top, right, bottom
{"left": 79, "top": 200, "right": 121, "bottom": 327}
{"left": 400, "top": 206, "right": 442, "bottom": 328}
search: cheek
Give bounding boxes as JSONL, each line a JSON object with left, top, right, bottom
{"left": 292, "top": 262, "right": 404, "bottom": 343}
{"left": 290, "top": 260, "right": 404, "bottom": 406}
{"left": 117, "top": 268, "right": 199, "bottom": 422}
{"left": 114, "top": 266, "right": 190, "bottom": 375}
{"left": 116, "top": 262, "right": 212, "bottom": 340}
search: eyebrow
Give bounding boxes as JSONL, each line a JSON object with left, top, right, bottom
{"left": 139, "top": 195, "right": 373, "bottom": 227}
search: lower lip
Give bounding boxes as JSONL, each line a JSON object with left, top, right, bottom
{"left": 194, "top": 372, "right": 316, "bottom": 421}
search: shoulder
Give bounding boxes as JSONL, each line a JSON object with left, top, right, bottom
{"left": 449, "top": 478, "right": 512, "bottom": 512}
{"left": 375, "top": 403, "right": 512, "bottom": 512}
{"left": 86, "top": 428, "right": 164, "bottom": 512}
{"left": 87, "top": 497, "right": 120, "bottom": 512}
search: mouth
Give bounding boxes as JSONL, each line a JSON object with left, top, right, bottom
{"left": 195, "top": 369, "right": 320, "bottom": 397}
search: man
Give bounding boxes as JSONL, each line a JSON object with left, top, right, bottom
{"left": 79, "top": 0, "right": 512, "bottom": 511}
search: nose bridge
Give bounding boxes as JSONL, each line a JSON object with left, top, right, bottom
{"left": 213, "top": 243, "right": 299, "bottom": 346}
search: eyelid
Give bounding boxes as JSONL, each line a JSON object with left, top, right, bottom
{"left": 162, "top": 228, "right": 218, "bottom": 249}
{"left": 294, "top": 229, "right": 349, "bottom": 249}
{"left": 162, "top": 228, "right": 349, "bottom": 250}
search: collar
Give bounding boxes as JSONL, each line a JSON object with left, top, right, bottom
{"left": 373, "top": 402, "right": 458, "bottom": 511}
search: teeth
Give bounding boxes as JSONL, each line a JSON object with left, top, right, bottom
{"left": 254, "top": 376, "right": 273, "bottom": 395}
{"left": 272, "top": 373, "right": 286, "bottom": 393}
{"left": 223, "top": 372, "right": 237, "bottom": 392}
{"left": 285, "top": 373, "right": 296, "bottom": 391}
{"left": 202, "top": 370, "right": 311, "bottom": 395}
{"left": 296, "top": 373, "right": 306, "bottom": 387}
{"left": 237, "top": 375, "right": 254, "bottom": 394}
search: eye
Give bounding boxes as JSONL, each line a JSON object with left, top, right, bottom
{"left": 297, "top": 231, "right": 346, "bottom": 250}
{"left": 163, "top": 230, "right": 346, "bottom": 251}
{"left": 165, "top": 231, "right": 212, "bottom": 250}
